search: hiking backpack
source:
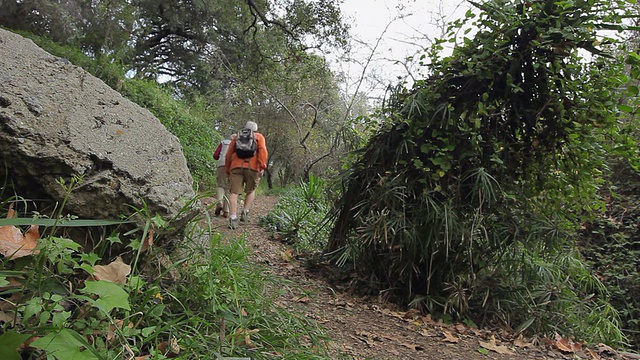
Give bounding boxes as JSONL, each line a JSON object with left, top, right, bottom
{"left": 235, "top": 127, "right": 257, "bottom": 159}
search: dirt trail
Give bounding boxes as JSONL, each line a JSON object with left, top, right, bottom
{"left": 202, "top": 195, "right": 634, "bottom": 360}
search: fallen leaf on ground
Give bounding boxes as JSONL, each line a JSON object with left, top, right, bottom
{"left": 441, "top": 330, "right": 459, "bottom": 343}
{"left": 0, "top": 221, "right": 40, "bottom": 259}
{"left": 380, "top": 334, "right": 401, "bottom": 343}
{"left": 354, "top": 330, "right": 377, "bottom": 347}
{"left": 553, "top": 332, "right": 582, "bottom": 353}
{"left": 234, "top": 328, "right": 259, "bottom": 348}
{"left": 158, "top": 336, "right": 180, "bottom": 357}
{"left": 0, "top": 310, "right": 17, "bottom": 325}
{"left": 420, "top": 313, "right": 435, "bottom": 324}
{"left": 378, "top": 308, "right": 397, "bottom": 318}
{"left": 595, "top": 343, "right": 616, "bottom": 355}
{"left": 586, "top": 348, "right": 601, "bottom": 360}
{"left": 107, "top": 319, "right": 134, "bottom": 342}
{"left": 403, "top": 308, "right": 421, "bottom": 319}
{"left": 92, "top": 257, "right": 131, "bottom": 284}
{"left": 280, "top": 249, "right": 293, "bottom": 262}
{"left": 419, "top": 328, "right": 437, "bottom": 337}
{"left": 401, "top": 342, "right": 424, "bottom": 351}
{"left": 454, "top": 323, "right": 467, "bottom": 333}
{"left": 7, "top": 205, "right": 16, "bottom": 218}
{"left": 513, "top": 334, "right": 535, "bottom": 348}
{"left": 377, "top": 333, "right": 424, "bottom": 351}
{"left": 470, "top": 327, "right": 491, "bottom": 337}
{"left": 479, "top": 336, "right": 514, "bottom": 355}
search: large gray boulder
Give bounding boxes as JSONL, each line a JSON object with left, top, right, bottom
{"left": 0, "top": 29, "right": 199, "bottom": 241}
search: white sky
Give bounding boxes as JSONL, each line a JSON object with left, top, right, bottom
{"left": 332, "top": 0, "right": 471, "bottom": 100}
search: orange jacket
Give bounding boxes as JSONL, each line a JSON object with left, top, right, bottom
{"left": 225, "top": 132, "right": 268, "bottom": 174}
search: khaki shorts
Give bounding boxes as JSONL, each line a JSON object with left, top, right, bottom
{"left": 216, "top": 166, "right": 229, "bottom": 189}
{"left": 229, "top": 168, "right": 261, "bottom": 195}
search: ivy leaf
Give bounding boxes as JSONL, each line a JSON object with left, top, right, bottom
{"left": 30, "top": 329, "right": 100, "bottom": 360}
{"left": 0, "top": 330, "right": 32, "bottom": 360}
{"left": 81, "top": 280, "right": 131, "bottom": 313}
{"left": 431, "top": 156, "right": 452, "bottom": 171}
{"left": 23, "top": 298, "right": 42, "bottom": 324}
{"left": 78, "top": 253, "right": 101, "bottom": 267}
{"left": 617, "top": 104, "right": 634, "bottom": 114}
{"left": 625, "top": 52, "right": 640, "bottom": 65}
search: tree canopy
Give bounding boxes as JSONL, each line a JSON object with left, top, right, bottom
{"left": 0, "top": 0, "right": 348, "bottom": 86}
{"left": 0, "top": 0, "right": 361, "bottom": 186}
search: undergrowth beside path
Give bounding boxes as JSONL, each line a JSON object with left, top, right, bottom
{"left": 204, "top": 195, "right": 639, "bottom": 360}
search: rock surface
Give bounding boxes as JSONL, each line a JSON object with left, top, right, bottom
{"left": 0, "top": 28, "right": 198, "bottom": 240}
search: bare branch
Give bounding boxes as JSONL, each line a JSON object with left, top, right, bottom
{"left": 246, "top": 0, "right": 298, "bottom": 40}
{"left": 274, "top": 97, "right": 303, "bottom": 142}
{"left": 299, "top": 102, "right": 321, "bottom": 151}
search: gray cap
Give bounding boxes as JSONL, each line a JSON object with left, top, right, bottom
{"left": 245, "top": 121, "right": 258, "bottom": 131}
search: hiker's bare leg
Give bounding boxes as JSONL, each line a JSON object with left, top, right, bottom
{"left": 222, "top": 193, "right": 230, "bottom": 214}
{"left": 229, "top": 193, "right": 239, "bottom": 217}
{"left": 216, "top": 187, "right": 225, "bottom": 205}
{"left": 228, "top": 169, "right": 244, "bottom": 219}
{"left": 242, "top": 169, "right": 260, "bottom": 214}
{"left": 244, "top": 190, "right": 256, "bottom": 211}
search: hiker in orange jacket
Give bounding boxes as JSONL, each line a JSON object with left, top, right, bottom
{"left": 225, "top": 121, "right": 268, "bottom": 229}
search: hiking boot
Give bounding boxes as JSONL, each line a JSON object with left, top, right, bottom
{"left": 229, "top": 217, "right": 239, "bottom": 229}
{"left": 214, "top": 204, "right": 223, "bottom": 216}
{"left": 240, "top": 210, "right": 249, "bottom": 223}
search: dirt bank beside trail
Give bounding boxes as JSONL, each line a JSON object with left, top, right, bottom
{"left": 202, "top": 195, "right": 637, "bottom": 360}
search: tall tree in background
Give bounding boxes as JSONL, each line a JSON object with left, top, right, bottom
{"left": 126, "top": 0, "right": 348, "bottom": 93}
{"left": 0, "top": 0, "right": 136, "bottom": 57}
{"left": 329, "top": 0, "right": 636, "bottom": 344}
{"left": 0, "top": 0, "right": 348, "bottom": 82}
{"left": 0, "top": 0, "right": 354, "bottom": 185}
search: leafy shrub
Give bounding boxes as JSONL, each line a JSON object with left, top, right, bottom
{"left": 477, "top": 240, "right": 626, "bottom": 347}
{"left": 261, "top": 174, "right": 332, "bottom": 253}
{"left": 579, "top": 160, "right": 640, "bottom": 349}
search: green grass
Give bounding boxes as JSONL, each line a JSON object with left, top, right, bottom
{"left": 0, "top": 181, "right": 331, "bottom": 359}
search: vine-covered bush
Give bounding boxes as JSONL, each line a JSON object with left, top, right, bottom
{"left": 328, "top": 0, "right": 635, "bottom": 346}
